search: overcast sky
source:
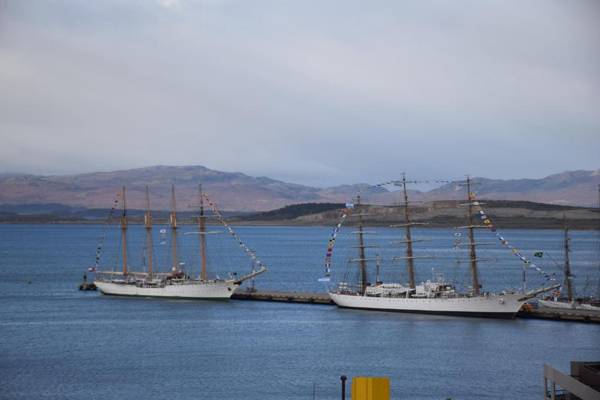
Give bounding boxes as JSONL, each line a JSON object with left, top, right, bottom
{"left": 1, "top": 0, "right": 598, "bottom": 186}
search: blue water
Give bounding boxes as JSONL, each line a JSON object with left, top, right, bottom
{"left": 1, "top": 224, "right": 599, "bottom": 399}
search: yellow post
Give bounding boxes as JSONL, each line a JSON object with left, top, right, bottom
{"left": 351, "top": 377, "right": 390, "bottom": 400}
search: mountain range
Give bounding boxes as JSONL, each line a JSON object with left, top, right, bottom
{"left": 0, "top": 165, "right": 598, "bottom": 212}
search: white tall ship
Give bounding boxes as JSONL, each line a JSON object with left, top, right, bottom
{"left": 326, "top": 175, "right": 558, "bottom": 318}
{"left": 93, "top": 185, "right": 266, "bottom": 300}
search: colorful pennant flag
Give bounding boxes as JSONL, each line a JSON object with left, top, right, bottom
{"left": 468, "top": 191, "right": 556, "bottom": 283}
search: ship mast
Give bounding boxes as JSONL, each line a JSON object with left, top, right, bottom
{"left": 466, "top": 176, "right": 481, "bottom": 296}
{"left": 400, "top": 173, "right": 416, "bottom": 289}
{"left": 120, "top": 186, "right": 128, "bottom": 275}
{"left": 356, "top": 194, "right": 368, "bottom": 295}
{"left": 563, "top": 216, "right": 573, "bottom": 302}
{"left": 144, "top": 186, "right": 154, "bottom": 278}
{"left": 170, "top": 184, "right": 179, "bottom": 272}
{"left": 198, "top": 184, "right": 207, "bottom": 281}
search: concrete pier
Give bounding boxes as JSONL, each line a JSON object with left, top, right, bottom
{"left": 232, "top": 290, "right": 600, "bottom": 323}
{"left": 518, "top": 306, "right": 600, "bottom": 324}
{"left": 231, "top": 290, "right": 333, "bottom": 304}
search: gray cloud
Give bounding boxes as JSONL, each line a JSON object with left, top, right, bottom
{"left": 1, "top": 0, "right": 599, "bottom": 186}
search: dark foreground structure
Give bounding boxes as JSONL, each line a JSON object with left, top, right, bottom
{"left": 543, "top": 362, "right": 600, "bottom": 400}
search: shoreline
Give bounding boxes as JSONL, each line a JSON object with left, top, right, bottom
{"left": 2, "top": 199, "right": 597, "bottom": 229}
{"left": 1, "top": 219, "right": 598, "bottom": 230}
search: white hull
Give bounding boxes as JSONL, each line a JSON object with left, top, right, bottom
{"left": 538, "top": 299, "right": 600, "bottom": 311}
{"left": 538, "top": 299, "right": 575, "bottom": 310}
{"left": 329, "top": 292, "right": 527, "bottom": 318}
{"left": 95, "top": 280, "right": 238, "bottom": 299}
{"left": 579, "top": 303, "right": 600, "bottom": 311}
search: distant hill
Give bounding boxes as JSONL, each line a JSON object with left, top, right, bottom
{"left": 0, "top": 166, "right": 325, "bottom": 212}
{"left": 1, "top": 199, "right": 597, "bottom": 229}
{"left": 240, "top": 200, "right": 600, "bottom": 229}
{"left": 243, "top": 203, "right": 345, "bottom": 221}
{"left": 0, "top": 165, "right": 598, "bottom": 212}
{"left": 425, "top": 170, "right": 600, "bottom": 207}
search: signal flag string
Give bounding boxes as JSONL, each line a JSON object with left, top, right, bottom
{"left": 202, "top": 193, "right": 265, "bottom": 270}
{"left": 91, "top": 191, "right": 121, "bottom": 272}
{"left": 467, "top": 191, "right": 557, "bottom": 283}
{"left": 320, "top": 203, "right": 354, "bottom": 282}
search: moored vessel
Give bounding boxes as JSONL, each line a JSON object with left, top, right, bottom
{"left": 325, "top": 175, "right": 558, "bottom": 318}
{"left": 92, "top": 184, "right": 266, "bottom": 300}
{"left": 538, "top": 208, "right": 600, "bottom": 312}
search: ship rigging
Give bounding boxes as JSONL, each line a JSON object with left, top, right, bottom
{"left": 325, "top": 174, "right": 559, "bottom": 318}
{"left": 91, "top": 185, "right": 266, "bottom": 299}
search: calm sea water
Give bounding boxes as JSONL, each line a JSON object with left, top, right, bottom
{"left": 1, "top": 224, "right": 599, "bottom": 400}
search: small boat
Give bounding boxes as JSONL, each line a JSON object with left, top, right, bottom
{"left": 93, "top": 184, "right": 266, "bottom": 300}
{"left": 536, "top": 299, "right": 600, "bottom": 311}
{"left": 78, "top": 273, "right": 97, "bottom": 291}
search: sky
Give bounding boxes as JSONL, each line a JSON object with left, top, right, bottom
{"left": 0, "top": 0, "right": 599, "bottom": 187}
